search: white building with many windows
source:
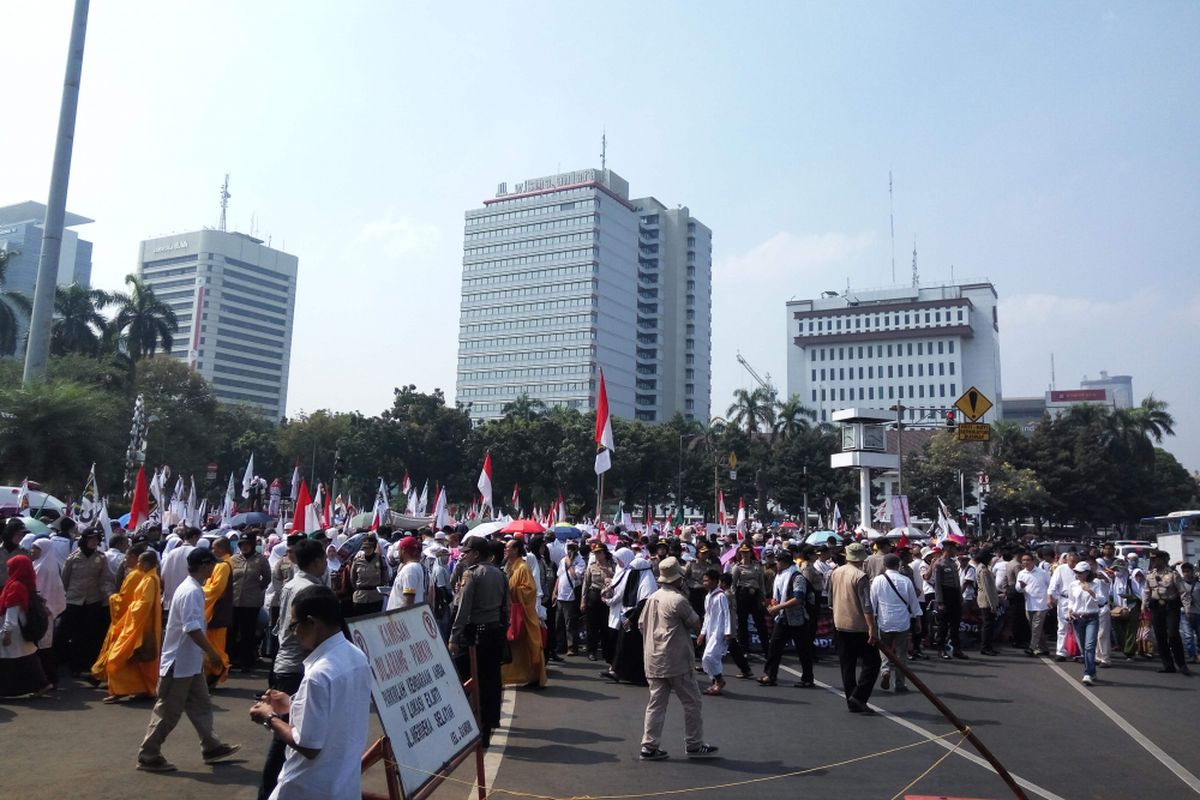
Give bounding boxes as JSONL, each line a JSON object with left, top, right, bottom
{"left": 137, "top": 230, "right": 298, "bottom": 420}
{"left": 456, "top": 167, "right": 710, "bottom": 424}
{"left": 785, "top": 281, "right": 1002, "bottom": 425}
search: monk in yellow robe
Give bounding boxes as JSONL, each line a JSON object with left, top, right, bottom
{"left": 202, "top": 538, "right": 234, "bottom": 685}
{"left": 102, "top": 551, "right": 162, "bottom": 700}
{"left": 92, "top": 557, "right": 145, "bottom": 694}
{"left": 501, "top": 538, "right": 548, "bottom": 688}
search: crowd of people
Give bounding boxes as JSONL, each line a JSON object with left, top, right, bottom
{"left": 2, "top": 509, "right": 1197, "bottom": 789}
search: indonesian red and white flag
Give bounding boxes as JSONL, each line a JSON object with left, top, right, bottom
{"left": 401, "top": 471, "right": 412, "bottom": 495}
{"left": 477, "top": 452, "right": 493, "bottom": 513}
{"left": 718, "top": 491, "right": 727, "bottom": 529}
{"left": 511, "top": 483, "right": 520, "bottom": 515}
{"left": 594, "top": 369, "right": 614, "bottom": 475}
{"left": 735, "top": 497, "right": 747, "bottom": 539}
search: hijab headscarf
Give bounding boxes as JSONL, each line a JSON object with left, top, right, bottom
{"left": 0, "top": 555, "right": 37, "bottom": 613}
{"left": 629, "top": 553, "right": 658, "bottom": 602}
{"left": 163, "top": 534, "right": 182, "bottom": 554}
{"left": 30, "top": 539, "right": 67, "bottom": 619}
{"left": 19, "top": 533, "right": 38, "bottom": 552}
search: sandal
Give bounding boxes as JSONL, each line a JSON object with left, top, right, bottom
{"left": 703, "top": 685, "right": 722, "bottom": 696}
{"left": 102, "top": 695, "right": 121, "bottom": 704}
{"left": 757, "top": 676, "right": 777, "bottom": 686}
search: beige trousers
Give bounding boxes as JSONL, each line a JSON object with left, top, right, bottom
{"left": 138, "top": 668, "right": 223, "bottom": 760}
{"left": 641, "top": 672, "right": 704, "bottom": 751}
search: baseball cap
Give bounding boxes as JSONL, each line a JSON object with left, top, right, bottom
{"left": 399, "top": 536, "right": 420, "bottom": 554}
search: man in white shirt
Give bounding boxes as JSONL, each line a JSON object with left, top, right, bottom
{"left": 160, "top": 527, "right": 202, "bottom": 612}
{"left": 250, "top": 585, "right": 371, "bottom": 799}
{"left": 387, "top": 536, "right": 431, "bottom": 610}
{"left": 869, "top": 554, "right": 922, "bottom": 692}
{"left": 137, "top": 548, "right": 240, "bottom": 772}
{"left": 1015, "top": 553, "right": 1052, "bottom": 656}
{"left": 1047, "top": 551, "right": 1079, "bottom": 660}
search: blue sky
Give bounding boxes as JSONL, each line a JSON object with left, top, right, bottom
{"left": 4, "top": 2, "right": 1198, "bottom": 470}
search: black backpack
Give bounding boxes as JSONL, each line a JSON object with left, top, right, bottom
{"left": 20, "top": 591, "right": 50, "bottom": 644}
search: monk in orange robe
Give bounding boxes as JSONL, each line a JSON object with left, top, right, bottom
{"left": 501, "top": 538, "right": 548, "bottom": 688}
{"left": 202, "top": 538, "right": 234, "bottom": 685}
{"left": 92, "top": 557, "right": 145, "bottom": 696}
{"left": 102, "top": 551, "right": 162, "bottom": 700}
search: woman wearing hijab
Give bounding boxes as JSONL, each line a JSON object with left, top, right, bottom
{"left": 98, "top": 550, "right": 162, "bottom": 702}
{"left": 581, "top": 543, "right": 615, "bottom": 662}
{"left": 601, "top": 548, "right": 655, "bottom": 685}
{"left": 30, "top": 537, "right": 66, "bottom": 687}
{"left": 501, "top": 538, "right": 549, "bottom": 688}
{"left": 0, "top": 555, "right": 53, "bottom": 697}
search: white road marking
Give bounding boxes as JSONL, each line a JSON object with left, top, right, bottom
{"left": 1041, "top": 657, "right": 1200, "bottom": 795}
{"left": 466, "top": 687, "right": 516, "bottom": 800}
{"left": 773, "top": 662, "right": 1068, "bottom": 800}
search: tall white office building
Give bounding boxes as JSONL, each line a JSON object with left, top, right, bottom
{"left": 137, "top": 230, "right": 298, "bottom": 420}
{"left": 785, "top": 281, "right": 1002, "bottom": 425}
{"left": 456, "top": 167, "right": 711, "bottom": 425}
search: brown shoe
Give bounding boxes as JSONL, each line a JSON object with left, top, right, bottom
{"left": 136, "top": 756, "right": 177, "bottom": 772}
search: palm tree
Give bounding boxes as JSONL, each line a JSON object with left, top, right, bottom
{"left": 501, "top": 392, "right": 547, "bottom": 422}
{"left": 51, "top": 282, "right": 112, "bottom": 357}
{"left": 0, "top": 250, "right": 32, "bottom": 357}
{"left": 1131, "top": 395, "right": 1175, "bottom": 443}
{"left": 726, "top": 387, "right": 776, "bottom": 437}
{"left": 773, "top": 394, "right": 816, "bottom": 442}
{"left": 111, "top": 274, "right": 178, "bottom": 362}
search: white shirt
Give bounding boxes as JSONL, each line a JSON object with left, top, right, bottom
{"left": 869, "top": 570, "right": 922, "bottom": 633}
{"left": 1066, "top": 580, "right": 1109, "bottom": 617}
{"left": 814, "top": 559, "right": 835, "bottom": 598}
{"left": 271, "top": 633, "right": 371, "bottom": 800}
{"left": 991, "top": 560, "right": 1009, "bottom": 594}
{"left": 387, "top": 561, "right": 429, "bottom": 610}
{"left": 1048, "top": 563, "right": 1075, "bottom": 604}
{"left": 161, "top": 576, "right": 207, "bottom": 678}
{"left": 1015, "top": 566, "right": 1051, "bottom": 612}
{"left": 105, "top": 548, "right": 126, "bottom": 578}
{"left": 701, "top": 588, "right": 730, "bottom": 650}
{"left": 555, "top": 555, "right": 584, "bottom": 602}
{"left": 160, "top": 544, "right": 195, "bottom": 609}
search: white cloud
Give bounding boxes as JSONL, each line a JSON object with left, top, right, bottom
{"left": 355, "top": 214, "right": 440, "bottom": 260}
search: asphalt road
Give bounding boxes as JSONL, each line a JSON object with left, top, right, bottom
{"left": 4, "top": 646, "right": 1197, "bottom": 800}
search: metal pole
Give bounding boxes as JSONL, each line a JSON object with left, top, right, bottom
{"left": 677, "top": 435, "right": 684, "bottom": 518}
{"left": 802, "top": 465, "right": 809, "bottom": 533}
{"left": 23, "top": 0, "right": 90, "bottom": 383}
{"left": 960, "top": 471, "right": 966, "bottom": 518}
{"left": 858, "top": 467, "right": 871, "bottom": 534}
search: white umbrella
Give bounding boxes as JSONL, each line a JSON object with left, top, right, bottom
{"left": 462, "top": 520, "right": 507, "bottom": 540}
{"left": 886, "top": 526, "right": 929, "bottom": 540}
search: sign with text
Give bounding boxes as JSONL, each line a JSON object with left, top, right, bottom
{"left": 1049, "top": 389, "right": 1107, "bottom": 403}
{"left": 956, "top": 422, "right": 992, "bottom": 442}
{"left": 348, "top": 604, "right": 478, "bottom": 799}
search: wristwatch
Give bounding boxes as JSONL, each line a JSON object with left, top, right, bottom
{"left": 261, "top": 712, "right": 280, "bottom": 730}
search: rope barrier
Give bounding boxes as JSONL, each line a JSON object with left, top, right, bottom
{"left": 382, "top": 727, "right": 970, "bottom": 800}
{"left": 888, "top": 730, "right": 969, "bottom": 800}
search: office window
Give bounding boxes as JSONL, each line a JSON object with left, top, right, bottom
{"left": 907, "top": 365, "right": 913, "bottom": 377}
{"left": 821, "top": 389, "right": 826, "bottom": 401}
{"left": 812, "top": 369, "right": 817, "bottom": 382}
{"left": 938, "top": 341, "right": 944, "bottom": 354}
{"left": 839, "top": 388, "right": 845, "bottom": 401}
{"left": 918, "top": 342, "right": 923, "bottom": 356}
{"left": 868, "top": 366, "right": 874, "bottom": 379}
{"left": 939, "top": 363, "right": 945, "bottom": 376}
{"left": 950, "top": 383, "right": 956, "bottom": 396}
{"left": 918, "top": 364, "right": 924, "bottom": 377}
{"left": 867, "top": 345, "right": 873, "bottom": 358}
{"left": 821, "top": 368, "right": 826, "bottom": 381}
{"left": 810, "top": 350, "right": 816, "bottom": 362}
{"left": 949, "top": 363, "right": 956, "bottom": 375}
{"left": 888, "top": 386, "right": 894, "bottom": 399}
{"left": 869, "top": 387, "right": 874, "bottom": 400}
{"left": 940, "top": 384, "right": 946, "bottom": 397}
{"left": 857, "top": 346, "right": 863, "bottom": 358}
{"left": 958, "top": 310, "right": 964, "bottom": 321}
{"left": 919, "top": 385, "right": 925, "bottom": 398}
{"left": 887, "top": 365, "right": 893, "bottom": 378}
{"left": 936, "top": 311, "right": 941, "bottom": 322}
{"left": 836, "top": 319, "right": 842, "bottom": 330}
{"left": 812, "top": 390, "right": 817, "bottom": 402}
{"left": 839, "top": 347, "right": 845, "bottom": 359}
{"left": 949, "top": 341, "right": 955, "bottom": 353}
{"left": 855, "top": 317, "right": 861, "bottom": 330}
{"left": 839, "top": 368, "right": 845, "bottom": 380}
{"left": 898, "top": 386, "right": 904, "bottom": 398}
{"left": 887, "top": 345, "right": 893, "bottom": 357}
{"left": 907, "top": 343, "right": 913, "bottom": 356}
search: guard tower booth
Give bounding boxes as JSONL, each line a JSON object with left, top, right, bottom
{"left": 830, "top": 408, "right": 900, "bottom": 534}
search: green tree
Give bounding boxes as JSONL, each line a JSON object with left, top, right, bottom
{"left": 51, "top": 282, "right": 112, "bottom": 357}
{"left": 0, "top": 250, "right": 31, "bottom": 357}
{"left": 111, "top": 274, "right": 178, "bottom": 363}
{"left": 726, "top": 387, "right": 776, "bottom": 436}
{"left": 772, "top": 394, "right": 816, "bottom": 443}
{"left": 134, "top": 358, "right": 221, "bottom": 485}
{"left": 0, "top": 380, "right": 126, "bottom": 497}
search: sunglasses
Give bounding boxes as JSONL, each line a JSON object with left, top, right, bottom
{"left": 287, "top": 616, "right": 311, "bottom": 634}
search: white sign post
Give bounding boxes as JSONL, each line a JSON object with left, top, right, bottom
{"left": 348, "top": 604, "right": 482, "bottom": 800}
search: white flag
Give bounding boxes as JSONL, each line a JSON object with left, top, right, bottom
{"left": 98, "top": 501, "right": 113, "bottom": 547}
{"left": 432, "top": 488, "right": 449, "bottom": 530}
{"left": 242, "top": 453, "right": 255, "bottom": 499}
{"left": 290, "top": 464, "right": 301, "bottom": 502}
{"left": 418, "top": 481, "right": 429, "bottom": 516}
{"left": 187, "top": 478, "right": 198, "bottom": 526}
{"left": 373, "top": 478, "right": 389, "bottom": 526}
{"left": 221, "top": 473, "right": 236, "bottom": 524}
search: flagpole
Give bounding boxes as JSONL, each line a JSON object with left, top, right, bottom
{"left": 596, "top": 473, "right": 604, "bottom": 522}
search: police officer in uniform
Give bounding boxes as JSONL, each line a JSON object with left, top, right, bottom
{"left": 449, "top": 537, "right": 510, "bottom": 747}
{"left": 1145, "top": 550, "right": 1191, "bottom": 675}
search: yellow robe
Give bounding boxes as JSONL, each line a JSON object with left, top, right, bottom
{"left": 203, "top": 557, "right": 233, "bottom": 682}
{"left": 501, "top": 559, "right": 548, "bottom": 687}
{"left": 105, "top": 570, "right": 162, "bottom": 697}
{"left": 91, "top": 567, "right": 143, "bottom": 682}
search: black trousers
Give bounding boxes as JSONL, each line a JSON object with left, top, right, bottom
{"left": 584, "top": 591, "right": 607, "bottom": 657}
{"left": 978, "top": 606, "right": 997, "bottom": 652}
{"left": 727, "top": 636, "right": 752, "bottom": 676}
{"left": 762, "top": 619, "right": 813, "bottom": 683}
{"left": 350, "top": 600, "right": 384, "bottom": 618}
{"left": 556, "top": 598, "right": 581, "bottom": 652}
{"left": 58, "top": 602, "right": 109, "bottom": 674}
{"left": 1008, "top": 593, "right": 1030, "bottom": 647}
{"left": 453, "top": 625, "right": 505, "bottom": 747}
{"left": 1151, "top": 601, "right": 1187, "bottom": 670}
{"left": 835, "top": 630, "right": 881, "bottom": 706}
{"left": 937, "top": 589, "right": 963, "bottom": 653}
{"left": 230, "top": 606, "right": 261, "bottom": 669}
{"left": 258, "top": 670, "right": 303, "bottom": 800}
{"left": 735, "top": 589, "right": 768, "bottom": 655}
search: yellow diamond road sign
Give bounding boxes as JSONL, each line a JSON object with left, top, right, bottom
{"left": 954, "top": 386, "right": 993, "bottom": 422}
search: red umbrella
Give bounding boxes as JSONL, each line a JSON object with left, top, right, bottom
{"left": 501, "top": 518, "right": 546, "bottom": 535}
{"left": 779, "top": 520, "right": 799, "bottom": 530}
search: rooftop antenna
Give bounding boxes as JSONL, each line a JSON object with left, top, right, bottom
{"left": 600, "top": 129, "right": 607, "bottom": 171}
{"left": 218, "top": 173, "right": 231, "bottom": 232}
{"left": 950, "top": 263, "right": 955, "bottom": 284}
{"left": 889, "top": 171, "right": 896, "bottom": 284}
{"left": 911, "top": 239, "right": 919, "bottom": 287}
{"left": 1050, "top": 352, "right": 1056, "bottom": 390}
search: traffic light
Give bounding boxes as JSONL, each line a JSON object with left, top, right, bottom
{"left": 945, "top": 409, "right": 956, "bottom": 428}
